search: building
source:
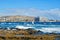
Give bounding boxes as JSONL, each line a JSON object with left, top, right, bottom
{"left": 34, "top": 17, "right": 40, "bottom": 22}
{"left": 39, "top": 17, "right": 49, "bottom": 22}
{"left": 0, "top": 15, "right": 35, "bottom": 22}
{"left": 49, "top": 20, "right": 56, "bottom": 22}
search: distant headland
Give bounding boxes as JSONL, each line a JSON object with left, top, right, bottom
{"left": 0, "top": 15, "right": 60, "bottom": 22}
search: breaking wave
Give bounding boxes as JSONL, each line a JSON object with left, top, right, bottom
{"left": 36, "top": 27, "right": 60, "bottom": 33}
{"left": 0, "top": 22, "right": 60, "bottom": 33}
{"left": 16, "top": 25, "right": 34, "bottom": 29}
{"left": 15, "top": 25, "right": 60, "bottom": 33}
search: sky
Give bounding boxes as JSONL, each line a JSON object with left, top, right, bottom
{"left": 0, "top": 0, "right": 60, "bottom": 20}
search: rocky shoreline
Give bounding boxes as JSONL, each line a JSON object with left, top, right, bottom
{"left": 0, "top": 29, "right": 58, "bottom": 40}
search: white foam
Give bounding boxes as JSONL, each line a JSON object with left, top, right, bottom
{"left": 7, "top": 27, "right": 10, "bottom": 30}
{"left": 36, "top": 27, "right": 60, "bottom": 33}
{"left": 8, "top": 23, "right": 12, "bottom": 24}
{"left": 16, "top": 25, "right": 34, "bottom": 29}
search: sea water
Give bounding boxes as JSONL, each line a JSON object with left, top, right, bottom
{"left": 0, "top": 22, "right": 60, "bottom": 33}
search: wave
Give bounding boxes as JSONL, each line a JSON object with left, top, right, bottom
{"left": 36, "top": 27, "right": 60, "bottom": 33}
{"left": 15, "top": 25, "right": 60, "bottom": 33}
{"left": 15, "top": 25, "right": 34, "bottom": 29}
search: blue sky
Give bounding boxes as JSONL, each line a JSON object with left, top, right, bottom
{"left": 0, "top": 0, "right": 60, "bottom": 19}
{"left": 0, "top": 0, "right": 60, "bottom": 9}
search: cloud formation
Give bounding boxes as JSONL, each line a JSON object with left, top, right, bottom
{"left": 0, "top": 8, "right": 60, "bottom": 20}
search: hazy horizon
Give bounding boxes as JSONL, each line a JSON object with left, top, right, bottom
{"left": 0, "top": 0, "right": 60, "bottom": 20}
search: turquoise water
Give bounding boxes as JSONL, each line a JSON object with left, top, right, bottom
{"left": 0, "top": 22, "right": 60, "bottom": 33}
{"left": 0, "top": 22, "right": 60, "bottom": 28}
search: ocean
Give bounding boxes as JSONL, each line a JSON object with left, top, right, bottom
{"left": 0, "top": 22, "right": 60, "bottom": 33}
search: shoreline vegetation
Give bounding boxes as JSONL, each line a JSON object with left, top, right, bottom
{"left": 0, "top": 29, "right": 59, "bottom": 40}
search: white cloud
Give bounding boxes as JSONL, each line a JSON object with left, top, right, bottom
{"left": 0, "top": 8, "right": 60, "bottom": 19}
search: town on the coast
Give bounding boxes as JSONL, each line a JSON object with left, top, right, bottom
{"left": 0, "top": 15, "right": 60, "bottom": 22}
{"left": 0, "top": 15, "right": 60, "bottom": 40}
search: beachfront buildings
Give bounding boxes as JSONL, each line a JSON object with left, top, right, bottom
{"left": 0, "top": 15, "right": 34, "bottom": 22}
{"left": 39, "top": 17, "right": 49, "bottom": 22}
{"left": 0, "top": 15, "right": 59, "bottom": 22}
{"left": 39, "top": 17, "right": 56, "bottom": 22}
{"left": 34, "top": 17, "right": 40, "bottom": 22}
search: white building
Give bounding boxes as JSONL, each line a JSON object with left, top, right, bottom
{"left": 39, "top": 17, "right": 49, "bottom": 22}
{"left": 39, "top": 17, "right": 56, "bottom": 22}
